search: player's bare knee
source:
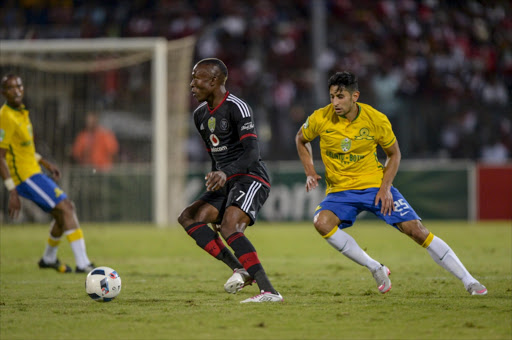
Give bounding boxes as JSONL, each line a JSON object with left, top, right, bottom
{"left": 313, "top": 217, "right": 331, "bottom": 236}
{"left": 177, "top": 208, "right": 193, "bottom": 227}
{"left": 53, "top": 199, "right": 72, "bottom": 216}
{"left": 399, "top": 220, "right": 430, "bottom": 245}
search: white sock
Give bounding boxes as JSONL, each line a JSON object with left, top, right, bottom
{"left": 42, "top": 234, "right": 60, "bottom": 263}
{"left": 64, "top": 229, "right": 91, "bottom": 269}
{"left": 325, "top": 228, "right": 381, "bottom": 271}
{"left": 426, "top": 235, "right": 475, "bottom": 287}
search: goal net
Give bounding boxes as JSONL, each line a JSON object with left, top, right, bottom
{"left": 0, "top": 37, "right": 195, "bottom": 225}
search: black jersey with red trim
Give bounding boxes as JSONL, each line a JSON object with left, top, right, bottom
{"left": 192, "top": 91, "right": 270, "bottom": 186}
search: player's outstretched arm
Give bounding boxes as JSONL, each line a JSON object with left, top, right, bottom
{"left": 295, "top": 128, "right": 321, "bottom": 192}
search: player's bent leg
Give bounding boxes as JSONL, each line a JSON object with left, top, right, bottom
{"left": 395, "top": 219, "right": 430, "bottom": 245}
{"left": 220, "top": 206, "right": 280, "bottom": 300}
{"left": 38, "top": 219, "right": 72, "bottom": 273}
{"left": 178, "top": 201, "right": 244, "bottom": 274}
{"left": 315, "top": 211, "right": 389, "bottom": 293}
{"left": 177, "top": 200, "right": 218, "bottom": 228}
{"left": 399, "top": 220, "right": 487, "bottom": 295}
{"left": 52, "top": 199, "right": 93, "bottom": 273}
{"left": 312, "top": 209, "right": 340, "bottom": 236}
{"left": 39, "top": 220, "right": 72, "bottom": 273}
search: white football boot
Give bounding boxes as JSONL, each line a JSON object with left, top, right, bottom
{"left": 240, "top": 290, "right": 284, "bottom": 303}
{"left": 371, "top": 264, "right": 392, "bottom": 294}
{"left": 466, "top": 282, "right": 487, "bottom": 295}
{"left": 224, "top": 268, "right": 254, "bottom": 294}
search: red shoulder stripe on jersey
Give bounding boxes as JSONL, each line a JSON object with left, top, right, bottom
{"left": 226, "top": 174, "right": 271, "bottom": 188}
{"left": 208, "top": 91, "right": 230, "bottom": 115}
{"left": 240, "top": 133, "right": 257, "bottom": 140}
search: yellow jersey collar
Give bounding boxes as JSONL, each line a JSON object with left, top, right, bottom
{"left": 4, "top": 103, "right": 26, "bottom": 112}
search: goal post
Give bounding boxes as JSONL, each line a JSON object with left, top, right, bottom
{"left": 0, "top": 37, "right": 196, "bottom": 226}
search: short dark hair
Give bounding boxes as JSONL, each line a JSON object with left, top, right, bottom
{"left": 196, "top": 58, "right": 228, "bottom": 80}
{"left": 1, "top": 74, "right": 19, "bottom": 88}
{"left": 328, "top": 71, "right": 358, "bottom": 93}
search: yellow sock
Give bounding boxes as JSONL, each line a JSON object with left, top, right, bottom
{"left": 64, "top": 229, "right": 91, "bottom": 269}
{"left": 65, "top": 228, "right": 84, "bottom": 243}
{"left": 421, "top": 232, "right": 434, "bottom": 248}
{"left": 42, "top": 234, "right": 61, "bottom": 263}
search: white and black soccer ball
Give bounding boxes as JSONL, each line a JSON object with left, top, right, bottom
{"left": 85, "top": 266, "right": 122, "bottom": 302}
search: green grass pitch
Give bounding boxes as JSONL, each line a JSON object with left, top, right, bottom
{"left": 1, "top": 221, "right": 511, "bottom": 340}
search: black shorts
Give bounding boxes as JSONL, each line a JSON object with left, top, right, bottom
{"left": 198, "top": 176, "right": 270, "bottom": 226}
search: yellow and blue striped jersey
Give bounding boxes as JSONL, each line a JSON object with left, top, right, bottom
{"left": 0, "top": 103, "right": 42, "bottom": 185}
{"left": 301, "top": 102, "right": 396, "bottom": 193}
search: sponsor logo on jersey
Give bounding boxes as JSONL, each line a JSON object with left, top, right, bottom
{"left": 326, "top": 150, "right": 365, "bottom": 162}
{"left": 211, "top": 145, "right": 227, "bottom": 152}
{"left": 210, "top": 134, "right": 220, "bottom": 146}
{"left": 241, "top": 122, "right": 254, "bottom": 131}
{"left": 354, "top": 127, "right": 374, "bottom": 140}
{"left": 220, "top": 118, "right": 229, "bottom": 131}
{"left": 341, "top": 138, "right": 351, "bottom": 152}
{"left": 208, "top": 117, "right": 216, "bottom": 132}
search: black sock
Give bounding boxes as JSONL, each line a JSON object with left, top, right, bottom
{"left": 185, "top": 223, "right": 241, "bottom": 269}
{"left": 226, "top": 232, "right": 277, "bottom": 294}
{"left": 213, "top": 233, "right": 243, "bottom": 270}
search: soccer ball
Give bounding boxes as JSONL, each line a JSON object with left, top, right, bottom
{"left": 85, "top": 266, "right": 122, "bottom": 302}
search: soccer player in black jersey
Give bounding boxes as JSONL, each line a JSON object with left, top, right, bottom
{"left": 178, "top": 58, "right": 283, "bottom": 303}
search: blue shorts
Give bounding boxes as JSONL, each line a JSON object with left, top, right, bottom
{"left": 314, "top": 187, "right": 421, "bottom": 230}
{"left": 16, "top": 173, "right": 68, "bottom": 212}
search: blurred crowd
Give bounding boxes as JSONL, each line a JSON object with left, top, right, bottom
{"left": 1, "top": 0, "right": 511, "bottom": 163}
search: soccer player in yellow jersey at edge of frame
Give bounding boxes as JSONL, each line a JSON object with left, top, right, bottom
{"left": 295, "top": 71, "right": 487, "bottom": 296}
{"left": 0, "top": 74, "right": 95, "bottom": 274}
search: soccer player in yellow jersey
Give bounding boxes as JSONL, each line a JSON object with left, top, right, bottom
{"left": 296, "top": 71, "right": 487, "bottom": 295}
{"left": 0, "top": 74, "right": 94, "bottom": 274}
